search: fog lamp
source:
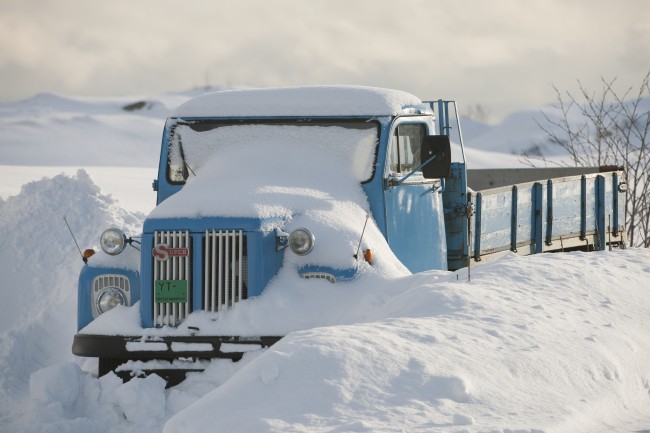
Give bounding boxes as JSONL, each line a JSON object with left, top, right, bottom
{"left": 96, "top": 287, "right": 127, "bottom": 314}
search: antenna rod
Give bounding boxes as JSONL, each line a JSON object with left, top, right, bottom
{"left": 354, "top": 214, "right": 370, "bottom": 259}
{"left": 63, "top": 216, "right": 85, "bottom": 262}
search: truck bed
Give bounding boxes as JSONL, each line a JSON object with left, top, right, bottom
{"left": 443, "top": 164, "right": 626, "bottom": 271}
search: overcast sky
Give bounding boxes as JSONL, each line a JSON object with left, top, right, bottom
{"left": 1, "top": 0, "right": 649, "bottom": 121}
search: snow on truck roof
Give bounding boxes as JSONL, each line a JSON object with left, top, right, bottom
{"left": 173, "top": 85, "right": 429, "bottom": 118}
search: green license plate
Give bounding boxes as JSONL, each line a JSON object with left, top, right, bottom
{"left": 155, "top": 280, "right": 188, "bottom": 303}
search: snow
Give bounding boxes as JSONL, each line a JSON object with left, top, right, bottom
{"left": 82, "top": 303, "right": 143, "bottom": 336}
{"left": 0, "top": 166, "right": 157, "bottom": 215}
{"left": 0, "top": 169, "right": 141, "bottom": 331}
{"left": 173, "top": 86, "right": 428, "bottom": 118}
{"left": 1, "top": 89, "right": 650, "bottom": 433}
{"left": 156, "top": 123, "right": 378, "bottom": 218}
{"left": 164, "top": 253, "right": 650, "bottom": 432}
{"left": 149, "top": 121, "right": 407, "bottom": 278}
{"left": 115, "top": 374, "right": 167, "bottom": 426}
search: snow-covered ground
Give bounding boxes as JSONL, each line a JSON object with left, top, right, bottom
{"left": 1, "top": 89, "right": 649, "bottom": 433}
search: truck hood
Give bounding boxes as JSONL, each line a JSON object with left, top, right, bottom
{"left": 147, "top": 178, "right": 407, "bottom": 276}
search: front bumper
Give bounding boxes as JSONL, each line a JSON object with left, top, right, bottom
{"left": 72, "top": 333, "right": 282, "bottom": 361}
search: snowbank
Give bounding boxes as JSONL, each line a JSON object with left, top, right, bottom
{"left": 0, "top": 166, "right": 157, "bottom": 215}
{"left": 0, "top": 171, "right": 142, "bottom": 431}
{"left": 164, "top": 250, "right": 650, "bottom": 433}
{"left": 3, "top": 170, "right": 650, "bottom": 433}
{"left": 0, "top": 170, "right": 141, "bottom": 330}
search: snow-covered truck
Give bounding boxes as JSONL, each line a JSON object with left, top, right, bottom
{"left": 72, "top": 86, "right": 626, "bottom": 384}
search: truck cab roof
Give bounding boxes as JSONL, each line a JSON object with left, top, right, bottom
{"left": 173, "top": 85, "right": 432, "bottom": 118}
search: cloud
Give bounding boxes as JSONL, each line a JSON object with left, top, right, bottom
{"left": 1, "top": 0, "right": 649, "bottom": 119}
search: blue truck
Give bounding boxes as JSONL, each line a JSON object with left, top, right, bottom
{"left": 72, "top": 86, "right": 626, "bottom": 384}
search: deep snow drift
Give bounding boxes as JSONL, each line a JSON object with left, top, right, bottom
{"left": 1, "top": 90, "right": 650, "bottom": 433}
{"left": 0, "top": 171, "right": 142, "bottom": 431}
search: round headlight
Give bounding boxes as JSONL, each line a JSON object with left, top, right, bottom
{"left": 289, "top": 228, "right": 315, "bottom": 255}
{"left": 100, "top": 228, "right": 127, "bottom": 255}
{"left": 96, "top": 287, "right": 126, "bottom": 314}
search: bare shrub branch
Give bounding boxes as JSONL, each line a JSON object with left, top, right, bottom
{"left": 537, "top": 71, "right": 650, "bottom": 247}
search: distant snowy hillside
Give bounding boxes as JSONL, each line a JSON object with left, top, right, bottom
{"left": 0, "top": 88, "right": 222, "bottom": 167}
{"left": 5, "top": 87, "right": 646, "bottom": 171}
{"left": 462, "top": 96, "right": 650, "bottom": 160}
{"left": 462, "top": 108, "right": 554, "bottom": 156}
{"left": 0, "top": 87, "right": 540, "bottom": 169}
{"left": 1, "top": 93, "right": 166, "bottom": 167}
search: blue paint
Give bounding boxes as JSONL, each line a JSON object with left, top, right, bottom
{"left": 511, "top": 185, "right": 518, "bottom": 251}
{"left": 298, "top": 265, "right": 359, "bottom": 282}
{"left": 474, "top": 193, "right": 483, "bottom": 260}
{"left": 77, "top": 264, "right": 140, "bottom": 330}
{"left": 596, "top": 175, "right": 606, "bottom": 250}
{"left": 384, "top": 181, "right": 448, "bottom": 272}
{"left": 545, "top": 180, "right": 553, "bottom": 245}
{"left": 441, "top": 163, "right": 470, "bottom": 270}
{"left": 460, "top": 171, "right": 624, "bottom": 264}
{"left": 534, "top": 182, "right": 544, "bottom": 254}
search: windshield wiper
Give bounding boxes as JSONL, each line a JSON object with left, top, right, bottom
{"left": 177, "top": 134, "right": 196, "bottom": 180}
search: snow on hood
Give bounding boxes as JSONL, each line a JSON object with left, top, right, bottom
{"left": 149, "top": 123, "right": 409, "bottom": 276}
{"left": 173, "top": 85, "right": 428, "bottom": 118}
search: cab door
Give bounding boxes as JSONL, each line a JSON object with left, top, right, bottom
{"left": 383, "top": 120, "right": 448, "bottom": 272}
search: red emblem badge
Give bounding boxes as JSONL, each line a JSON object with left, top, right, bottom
{"left": 152, "top": 244, "right": 189, "bottom": 261}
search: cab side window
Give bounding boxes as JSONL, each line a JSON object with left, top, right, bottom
{"left": 388, "top": 124, "right": 426, "bottom": 175}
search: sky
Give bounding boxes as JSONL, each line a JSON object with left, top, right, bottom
{"left": 1, "top": 0, "right": 649, "bottom": 121}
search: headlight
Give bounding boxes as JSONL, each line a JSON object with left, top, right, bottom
{"left": 96, "top": 287, "right": 126, "bottom": 314}
{"left": 289, "top": 228, "right": 315, "bottom": 255}
{"left": 100, "top": 228, "right": 127, "bottom": 255}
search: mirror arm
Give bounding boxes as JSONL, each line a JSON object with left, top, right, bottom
{"left": 394, "top": 154, "right": 439, "bottom": 186}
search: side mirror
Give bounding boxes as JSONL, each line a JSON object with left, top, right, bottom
{"left": 420, "top": 135, "right": 451, "bottom": 179}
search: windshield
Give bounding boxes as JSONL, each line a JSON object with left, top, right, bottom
{"left": 167, "top": 121, "right": 379, "bottom": 184}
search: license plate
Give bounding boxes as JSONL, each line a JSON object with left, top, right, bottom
{"left": 155, "top": 280, "right": 188, "bottom": 303}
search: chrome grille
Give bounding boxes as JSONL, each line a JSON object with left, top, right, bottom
{"left": 153, "top": 230, "right": 191, "bottom": 326}
{"left": 93, "top": 274, "right": 131, "bottom": 292}
{"left": 203, "top": 230, "right": 247, "bottom": 312}
{"left": 151, "top": 229, "right": 248, "bottom": 327}
{"left": 301, "top": 272, "right": 336, "bottom": 283}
